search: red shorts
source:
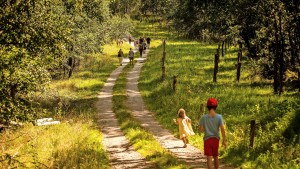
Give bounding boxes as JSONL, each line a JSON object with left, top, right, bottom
{"left": 204, "top": 137, "right": 219, "bottom": 156}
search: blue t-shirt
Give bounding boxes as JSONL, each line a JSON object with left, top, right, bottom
{"left": 199, "top": 114, "right": 224, "bottom": 140}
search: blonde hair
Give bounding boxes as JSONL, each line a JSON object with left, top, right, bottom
{"left": 177, "top": 108, "right": 186, "bottom": 119}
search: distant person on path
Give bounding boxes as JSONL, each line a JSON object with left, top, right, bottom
{"left": 117, "top": 49, "right": 124, "bottom": 66}
{"left": 198, "top": 98, "right": 226, "bottom": 169}
{"left": 142, "top": 41, "right": 147, "bottom": 53}
{"left": 139, "top": 44, "right": 143, "bottom": 57}
{"left": 139, "top": 37, "right": 144, "bottom": 44}
{"left": 135, "top": 40, "right": 139, "bottom": 49}
{"left": 146, "top": 37, "right": 151, "bottom": 49}
{"left": 128, "top": 48, "right": 134, "bottom": 65}
{"left": 173, "top": 108, "right": 195, "bottom": 148}
{"left": 129, "top": 36, "right": 132, "bottom": 44}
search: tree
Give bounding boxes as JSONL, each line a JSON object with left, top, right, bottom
{"left": 169, "top": 0, "right": 300, "bottom": 94}
{"left": 0, "top": 0, "right": 134, "bottom": 123}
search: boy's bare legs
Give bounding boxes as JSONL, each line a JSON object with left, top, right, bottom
{"left": 213, "top": 156, "right": 219, "bottom": 169}
{"left": 207, "top": 156, "right": 213, "bottom": 169}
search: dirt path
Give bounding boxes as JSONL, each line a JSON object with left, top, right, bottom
{"left": 126, "top": 50, "right": 230, "bottom": 169}
{"left": 96, "top": 60, "right": 153, "bottom": 169}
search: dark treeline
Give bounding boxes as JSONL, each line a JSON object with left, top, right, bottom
{"left": 170, "top": 0, "right": 300, "bottom": 95}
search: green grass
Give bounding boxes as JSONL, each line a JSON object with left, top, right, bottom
{"left": 0, "top": 42, "right": 132, "bottom": 168}
{"left": 137, "top": 22, "right": 300, "bottom": 168}
{"left": 112, "top": 64, "right": 188, "bottom": 169}
{"left": 0, "top": 122, "right": 109, "bottom": 169}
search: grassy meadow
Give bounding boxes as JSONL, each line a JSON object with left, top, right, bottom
{"left": 0, "top": 42, "right": 132, "bottom": 168}
{"left": 137, "top": 22, "right": 300, "bottom": 168}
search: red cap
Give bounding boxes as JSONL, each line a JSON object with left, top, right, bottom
{"left": 207, "top": 98, "right": 218, "bottom": 107}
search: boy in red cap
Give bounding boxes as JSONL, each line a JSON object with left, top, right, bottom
{"left": 199, "top": 98, "right": 226, "bottom": 169}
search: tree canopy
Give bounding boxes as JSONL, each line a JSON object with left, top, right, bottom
{"left": 0, "top": 0, "right": 133, "bottom": 123}
{"left": 169, "top": 0, "right": 300, "bottom": 94}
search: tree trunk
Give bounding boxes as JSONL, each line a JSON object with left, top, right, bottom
{"left": 279, "top": 15, "right": 285, "bottom": 95}
{"left": 222, "top": 41, "right": 225, "bottom": 57}
{"left": 10, "top": 84, "right": 17, "bottom": 101}
{"left": 298, "top": 69, "right": 300, "bottom": 92}
{"left": 288, "top": 29, "right": 296, "bottom": 68}
{"left": 217, "top": 44, "right": 220, "bottom": 62}
{"left": 237, "top": 52, "right": 242, "bottom": 82}
{"left": 225, "top": 39, "right": 227, "bottom": 53}
{"left": 68, "top": 56, "right": 74, "bottom": 78}
{"left": 273, "top": 15, "right": 280, "bottom": 94}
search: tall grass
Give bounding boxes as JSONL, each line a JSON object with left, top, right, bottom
{"left": 0, "top": 42, "right": 132, "bottom": 168}
{"left": 137, "top": 22, "right": 300, "bottom": 168}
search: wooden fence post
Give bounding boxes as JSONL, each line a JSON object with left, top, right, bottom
{"left": 237, "top": 63, "right": 242, "bottom": 82}
{"left": 173, "top": 76, "right": 177, "bottom": 91}
{"left": 161, "top": 40, "right": 166, "bottom": 81}
{"left": 236, "top": 52, "right": 242, "bottom": 82}
{"left": 250, "top": 119, "right": 256, "bottom": 148}
{"left": 162, "top": 66, "right": 165, "bottom": 81}
{"left": 298, "top": 69, "right": 300, "bottom": 92}
{"left": 213, "top": 54, "right": 219, "bottom": 83}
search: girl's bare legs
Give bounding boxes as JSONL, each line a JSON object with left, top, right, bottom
{"left": 182, "top": 137, "right": 187, "bottom": 148}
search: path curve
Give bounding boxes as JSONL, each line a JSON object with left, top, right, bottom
{"left": 96, "top": 61, "right": 153, "bottom": 169}
{"left": 126, "top": 50, "right": 230, "bottom": 169}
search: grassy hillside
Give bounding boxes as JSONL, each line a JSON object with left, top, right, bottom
{"left": 0, "top": 42, "right": 132, "bottom": 168}
{"left": 137, "top": 22, "right": 300, "bottom": 168}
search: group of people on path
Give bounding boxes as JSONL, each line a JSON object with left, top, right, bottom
{"left": 117, "top": 48, "right": 135, "bottom": 66}
{"left": 118, "top": 35, "right": 225, "bottom": 169}
{"left": 174, "top": 98, "right": 226, "bottom": 169}
{"left": 117, "top": 36, "right": 151, "bottom": 66}
{"left": 136, "top": 36, "right": 151, "bottom": 57}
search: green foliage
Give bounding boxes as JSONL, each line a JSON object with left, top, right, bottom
{"left": 109, "top": 15, "right": 134, "bottom": 41}
{"left": 169, "top": 0, "right": 300, "bottom": 94}
{"left": 0, "top": 0, "right": 134, "bottom": 122}
{"left": 0, "top": 42, "right": 123, "bottom": 168}
{"left": 137, "top": 22, "right": 300, "bottom": 168}
{"left": 109, "top": 0, "right": 175, "bottom": 21}
{"left": 0, "top": 47, "right": 51, "bottom": 122}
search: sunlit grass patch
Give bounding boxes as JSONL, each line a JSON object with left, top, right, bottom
{"left": 0, "top": 122, "right": 109, "bottom": 169}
